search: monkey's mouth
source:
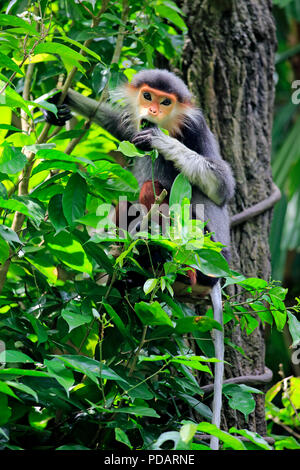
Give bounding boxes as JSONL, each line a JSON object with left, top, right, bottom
{"left": 140, "top": 119, "right": 157, "bottom": 129}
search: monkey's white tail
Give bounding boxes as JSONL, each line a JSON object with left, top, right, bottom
{"left": 210, "top": 282, "right": 224, "bottom": 450}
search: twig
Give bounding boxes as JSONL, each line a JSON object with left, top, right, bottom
{"left": 269, "top": 416, "right": 300, "bottom": 439}
{"left": 63, "top": 0, "right": 129, "bottom": 155}
{"left": 58, "top": 0, "right": 110, "bottom": 106}
{"left": 194, "top": 434, "right": 275, "bottom": 444}
{"left": 128, "top": 325, "right": 148, "bottom": 376}
{"left": 140, "top": 189, "right": 168, "bottom": 232}
{"left": 0, "top": 16, "right": 51, "bottom": 95}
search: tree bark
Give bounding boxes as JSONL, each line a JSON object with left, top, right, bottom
{"left": 180, "top": 0, "right": 276, "bottom": 434}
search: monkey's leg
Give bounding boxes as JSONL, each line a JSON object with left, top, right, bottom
{"left": 210, "top": 281, "right": 224, "bottom": 450}
{"left": 139, "top": 180, "right": 168, "bottom": 210}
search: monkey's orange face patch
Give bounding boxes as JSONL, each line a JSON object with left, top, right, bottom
{"left": 126, "top": 83, "right": 191, "bottom": 134}
{"left": 138, "top": 85, "right": 177, "bottom": 124}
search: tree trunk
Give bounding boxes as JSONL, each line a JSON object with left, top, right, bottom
{"left": 180, "top": 0, "right": 276, "bottom": 433}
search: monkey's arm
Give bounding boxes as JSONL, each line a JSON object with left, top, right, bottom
{"left": 67, "top": 89, "right": 135, "bottom": 141}
{"left": 132, "top": 128, "right": 235, "bottom": 206}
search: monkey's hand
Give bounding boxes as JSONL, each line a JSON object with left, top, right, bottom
{"left": 43, "top": 92, "right": 72, "bottom": 126}
{"left": 131, "top": 128, "right": 158, "bottom": 151}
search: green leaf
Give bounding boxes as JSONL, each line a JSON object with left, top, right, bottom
{"left": 49, "top": 130, "right": 86, "bottom": 141}
{"left": 176, "top": 316, "right": 222, "bottom": 333}
{"left": 111, "top": 406, "right": 160, "bottom": 418}
{"left": 44, "top": 358, "right": 74, "bottom": 394}
{"left": 223, "top": 384, "right": 256, "bottom": 419}
{"left": 196, "top": 249, "right": 231, "bottom": 277}
{"left": 115, "top": 428, "right": 133, "bottom": 449}
{"left": 0, "top": 225, "right": 21, "bottom": 245}
{"left": 155, "top": 5, "right": 187, "bottom": 32}
{"left": 0, "top": 236, "right": 9, "bottom": 264}
{"left": 48, "top": 194, "right": 68, "bottom": 233}
{"left": 0, "top": 85, "right": 31, "bottom": 117}
{"left": 143, "top": 278, "right": 158, "bottom": 295}
{"left": 25, "top": 252, "right": 59, "bottom": 285}
{"left": 152, "top": 431, "right": 181, "bottom": 450}
{"left": 58, "top": 35, "right": 101, "bottom": 61}
{"left": 62, "top": 173, "right": 87, "bottom": 226}
{"left": 197, "top": 422, "right": 246, "bottom": 450}
{"left": 29, "top": 407, "right": 54, "bottom": 430}
{"left": 55, "top": 355, "right": 127, "bottom": 386}
{"left": 24, "top": 143, "right": 56, "bottom": 154}
{"left": 0, "top": 52, "right": 24, "bottom": 76}
{"left": 250, "top": 301, "right": 273, "bottom": 325}
{"left": 0, "top": 124, "right": 21, "bottom": 134}
{"left": 35, "top": 42, "right": 89, "bottom": 64}
{"left": 28, "top": 316, "right": 48, "bottom": 345}
{"left": 0, "top": 350, "right": 34, "bottom": 364}
{"left": 180, "top": 422, "right": 198, "bottom": 444}
{"left": 92, "top": 63, "right": 110, "bottom": 94}
{"left": 171, "top": 358, "right": 212, "bottom": 374}
{"left": 238, "top": 277, "right": 268, "bottom": 292}
{"left": 0, "top": 368, "right": 49, "bottom": 378}
{"left": 14, "top": 196, "right": 45, "bottom": 226}
{"left": 0, "top": 145, "right": 27, "bottom": 174}
{"left": 179, "top": 395, "right": 212, "bottom": 420}
{"left": 117, "top": 141, "right": 146, "bottom": 157}
{"left": 0, "top": 14, "right": 38, "bottom": 35}
{"left": 267, "top": 293, "right": 287, "bottom": 331}
{"left": 134, "top": 301, "right": 173, "bottom": 327}
{"left": 169, "top": 173, "right": 192, "bottom": 207}
{"left": 0, "top": 381, "right": 20, "bottom": 400}
{"left": 102, "top": 303, "right": 129, "bottom": 337}
{"left": 229, "top": 427, "right": 273, "bottom": 450}
{"left": 5, "top": 381, "right": 38, "bottom": 402}
{"left": 36, "top": 148, "right": 94, "bottom": 166}
{"left": 0, "top": 394, "right": 11, "bottom": 425}
{"left": 287, "top": 311, "right": 300, "bottom": 347}
{"left": 0, "top": 197, "right": 31, "bottom": 217}
{"left": 61, "top": 307, "right": 92, "bottom": 332}
{"left": 45, "top": 231, "right": 93, "bottom": 276}
{"left": 274, "top": 437, "right": 300, "bottom": 450}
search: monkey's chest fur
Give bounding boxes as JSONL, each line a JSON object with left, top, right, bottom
{"left": 132, "top": 153, "right": 178, "bottom": 191}
{"left": 131, "top": 152, "right": 231, "bottom": 262}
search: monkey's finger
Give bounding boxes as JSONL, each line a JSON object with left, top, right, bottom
{"left": 132, "top": 140, "right": 153, "bottom": 151}
{"left": 58, "top": 109, "right": 72, "bottom": 119}
{"left": 58, "top": 105, "right": 71, "bottom": 115}
{"left": 132, "top": 136, "right": 150, "bottom": 146}
{"left": 136, "top": 129, "right": 154, "bottom": 137}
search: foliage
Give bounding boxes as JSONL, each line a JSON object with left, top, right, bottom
{"left": 0, "top": 0, "right": 298, "bottom": 451}
{"left": 271, "top": 0, "right": 300, "bottom": 285}
{"left": 266, "top": 375, "right": 300, "bottom": 449}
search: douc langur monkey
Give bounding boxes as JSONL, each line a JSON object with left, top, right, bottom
{"left": 44, "top": 69, "right": 235, "bottom": 450}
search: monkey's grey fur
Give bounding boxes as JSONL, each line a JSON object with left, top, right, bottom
{"left": 67, "top": 70, "right": 235, "bottom": 261}
{"left": 66, "top": 70, "right": 236, "bottom": 450}
{"left": 130, "top": 68, "right": 192, "bottom": 103}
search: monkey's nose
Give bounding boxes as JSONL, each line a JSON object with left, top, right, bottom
{"left": 149, "top": 106, "right": 158, "bottom": 115}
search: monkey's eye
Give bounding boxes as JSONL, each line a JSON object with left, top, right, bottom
{"left": 161, "top": 98, "right": 172, "bottom": 106}
{"left": 143, "top": 92, "right": 152, "bottom": 101}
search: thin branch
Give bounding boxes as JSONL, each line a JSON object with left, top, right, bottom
{"left": 128, "top": 325, "right": 148, "bottom": 376}
{"left": 63, "top": 0, "right": 129, "bottom": 155}
{"left": 140, "top": 189, "right": 168, "bottom": 232}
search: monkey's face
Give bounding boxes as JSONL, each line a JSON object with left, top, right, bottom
{"left": 137, "top": 85, "right": 180, "bottom": 129}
